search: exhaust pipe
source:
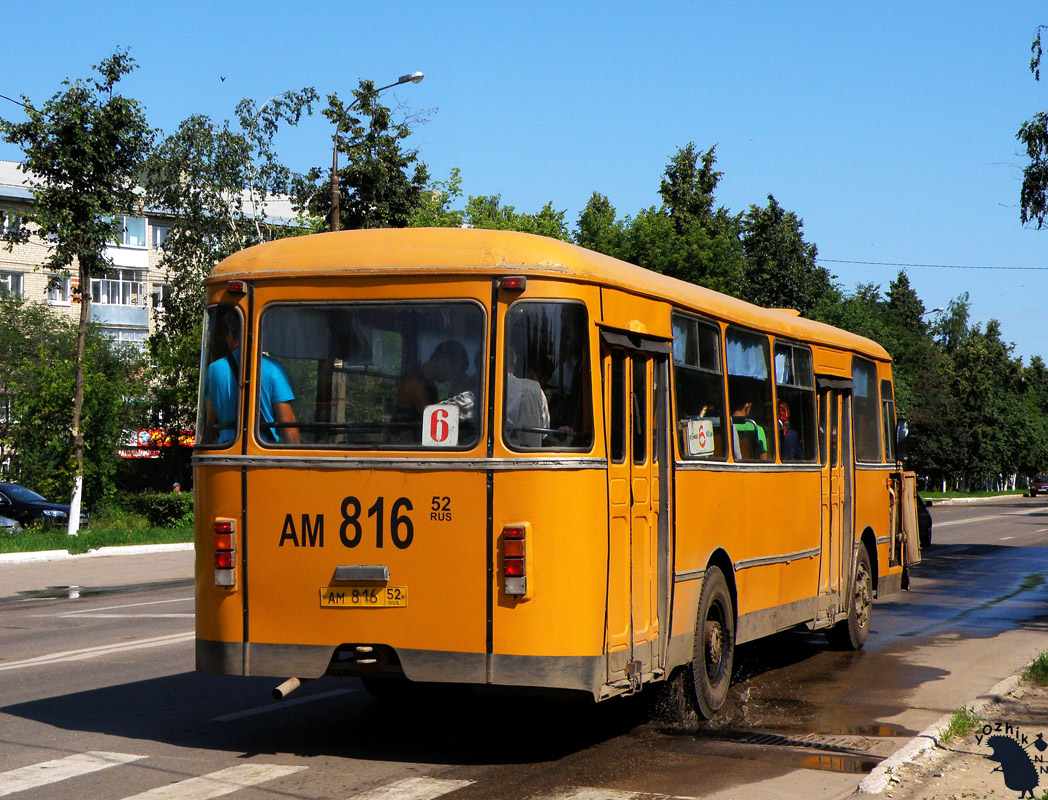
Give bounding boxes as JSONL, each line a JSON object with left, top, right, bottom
{"left": 272, "top": 677, "right": 309, "bottom": 699}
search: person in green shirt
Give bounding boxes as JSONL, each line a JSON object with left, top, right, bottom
{"left": 731, "top": 397, "right": 768, "bottom": 460}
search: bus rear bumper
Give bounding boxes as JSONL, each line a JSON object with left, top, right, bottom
{"left": 196, "top": 638, "right": 605, "bottom": 697}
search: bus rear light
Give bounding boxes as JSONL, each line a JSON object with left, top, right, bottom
{"left": 501, "top": 523, "right": 530, "bottom": 597}
{"left": 215, "top": 551, "right": 236, "bottom": 570}
{"left": 214, "top": 518, "right": 237, "bottom": 587}
{"left": 500, "top": 276, "right": 526, "bottom": 292}
{"left": 226, "top": 280, "right": 247, "bottom": 294}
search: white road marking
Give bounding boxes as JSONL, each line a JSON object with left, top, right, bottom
{"left": 54, "top": 613, "right": 194, "bottom": 619}
{"left": 541, "top": 790, "right": 643, "bottom": 800}
{"left": 352, "top": 776, "right": 474, "bottom": 800}
{"left": 210, "top": 688, "right": 354, "bottom": 722}
{"left": 122, "top": 764, "right": 305, "bottom": 799}
{"left": 0, "top": 632, "right": 193, "bottom": 672}
{"left": 61, "top": 597, "right": 193, "bottom": 615}
{"left": 932, "top": 507, "right": 1043, "bottom": 528}
{"left": 0, "top": 751, "right": 145, "bottom": 797}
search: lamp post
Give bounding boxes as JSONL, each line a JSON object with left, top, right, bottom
{"left": 330, "top": 71, "right": 423, "bottom": 232}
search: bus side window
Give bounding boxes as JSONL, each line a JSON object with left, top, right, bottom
{"left": 774, "top": 342, "right": 816, "bottom": 462}
{"left": 610, "top": 350, "right": 626, "bottom": 463}
{"left": 672, "top": 313, "right": 726, "bottom": 459}
{"left": 726, "top": 327, "right": 774, "bottom": 462}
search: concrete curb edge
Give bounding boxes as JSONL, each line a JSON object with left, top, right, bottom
{"left": 857, "top": 673, "right": 1024, "bottom": 794}
{"left": 0, "top": 542, "right": 194, "bottom": 565}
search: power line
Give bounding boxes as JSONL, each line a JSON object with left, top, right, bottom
{"left": 819, "top": 258, "right": 1048, "bottom": 272}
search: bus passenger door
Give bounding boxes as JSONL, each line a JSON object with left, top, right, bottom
{"left": 604, "top": 343, "right": 669, "bottom": 690}
{"left": 818, "top": 387, "right": 854, "bottom": 619}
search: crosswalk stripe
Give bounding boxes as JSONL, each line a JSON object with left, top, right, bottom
{"left": 0, "top": 751, "right": 145, "bottom": 797}
{"left": 352, "top": 776, "right": 474, "bottom": 800}
{"left": 121, "top": 764, "right": 306, "bottom": 799}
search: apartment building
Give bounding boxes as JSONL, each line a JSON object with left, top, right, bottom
{"left": 0, "top": 159, "right": 297, "bottom": 347}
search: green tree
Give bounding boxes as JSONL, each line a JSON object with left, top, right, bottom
{"left": 409, "top": 167, "right": 466, "bottom": 228}
{"left": 292, "top": 80, "right": 428, "bottom": 230}
{"left": 1018, "top": 25, "right": 1048, "bottom": 227}
{"left": 0, "top": 295, "right": 145, "bottom": 505}
{"left": 740, "top": 195, "right": 837, "bottom": 315}
{"left": 462, "top": 195, "right": 570, "bottom": 240}
{"left": 574, "top": 192, "right": 626, "bottom": 255}
{"left": 0, "top": 48, "right": 153, "bottom": 532}
{"left": 143, "top": 88, "right": 316, "bottom": 440}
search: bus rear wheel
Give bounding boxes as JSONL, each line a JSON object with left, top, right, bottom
{"left": 827, "top": 544, "right": 872, "bottom": 650}
{"left": 691, "top": 566, "right": 735, "bottom": 719}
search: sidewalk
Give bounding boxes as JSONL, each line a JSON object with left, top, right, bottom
{"left": 0, "top": 544, "right": 194, "bottom": 601}
{"left": 860, "top": 675, "right": 1048, "bottom": 799}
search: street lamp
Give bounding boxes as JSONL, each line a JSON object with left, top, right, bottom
{"left": 330, "top": 72, "right": 424, "bottom": 232}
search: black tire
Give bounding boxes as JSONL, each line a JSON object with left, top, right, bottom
{"left": 690, "top": 566, "right": 735, "bottom": 719}
{"left": 827, "top": 544, "right": 872, "bottom": 650}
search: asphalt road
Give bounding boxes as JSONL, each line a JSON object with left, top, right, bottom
{"left": 0, "top": 498, "right": 1045, "bottom": 800}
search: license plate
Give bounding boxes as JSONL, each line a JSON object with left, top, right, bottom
{"left": 319, "top": 585, "right": 408, "bottom": 608}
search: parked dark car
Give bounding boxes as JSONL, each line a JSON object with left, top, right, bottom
{"left": 1030, "top": 475, "right": 1048, "bottom": 497}
{"left": 917, "top": 494, "right": 932, "bottom": 547}
{"left": 0, "top": 483, "right": 89, "bottom": 528}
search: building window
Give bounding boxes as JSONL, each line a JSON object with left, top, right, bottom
{"left": 151, "top": 283, "right": 171, "bottom": 313}
{"left": 100, "top": 326, "right": 148, "bottom": 349}
{"left": 92, "top": 268, "right": 145, "bottom": 306}
{"left": 109, "top": 215, "right": 147, "bottom": 248}
{"left": 152, "top": 225, "right": 170, "bottom": 249}
{"left": 47, "top": 274, "right": 70, "bottom": 305}
{"left": 0, "top": 272, "right": 22, "bottom": 296}
{"left": 1, "top": 210, "right": 21, "bottom": 239}
{"left": 0, "top": 393, "right": 11, "bottom": 424}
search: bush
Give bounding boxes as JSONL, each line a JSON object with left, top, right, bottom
{"left": 133, "top": 492, "right": 194, "bottom": 527}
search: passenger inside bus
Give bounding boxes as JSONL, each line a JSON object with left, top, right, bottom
{"left": 204, "top": 309, "right": 300, "bottom": 445}
{"left": 504, "top": 347, "right": 549, "bottom": 447}
{"left": 778, "top": 399, "right": 803, "bottom": 460}
{"left": 391, "top": 339, "right": 470, "bottom": 441}
{"left": 731, "top": 395, "right": 767, "bottom": 460}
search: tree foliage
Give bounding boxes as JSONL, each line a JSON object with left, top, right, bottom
{"left": 0, "top": 295, "right": 145, "bottom": 504}
{"left": 292, "top": 81, "right": 428, "bottom": 230}
{"left": 142, "top": 88, "right": 317, "bottom": 433}
{"left": 0, "top": 48, "right": 153, "bottom": 521}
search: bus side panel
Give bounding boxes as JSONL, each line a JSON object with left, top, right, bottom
{"left": 490, "top": 469, "right": 609, "bottom": 689}
{"left": 195, "top": 465, "right": 247, "bottom": 673}
{"left": 242, "top": 468, "right": 487, "bottom": 676}
{"left": 672, "top": 468, "right": 822, "bottom": 644}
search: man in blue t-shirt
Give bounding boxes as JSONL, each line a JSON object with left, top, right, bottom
{"left": 205, "top": 312, "right": 300, "bottom": 445}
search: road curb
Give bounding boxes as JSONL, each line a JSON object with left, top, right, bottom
{"left": 0, "top": 542, "right": 194, "bottom": 565}
{"left": 857, "top": 673, "right": 1024, "bottom": 794}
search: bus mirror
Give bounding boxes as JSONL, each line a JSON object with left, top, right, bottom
{"left": 896, "top": 419, "right": 911, "bottom": 462}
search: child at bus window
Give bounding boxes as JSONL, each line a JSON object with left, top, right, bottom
{"left": 205, "top": 310, "right": 300, "bottom": 445}
{"left": 778, "top": 400, "right": 802, "bottom": 461}
{"left": 730, "top": 397, "right": 767, "bottom": 460}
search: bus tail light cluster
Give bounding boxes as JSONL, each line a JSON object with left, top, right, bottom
{"left": 502, "top": 523, "right": 530, "bottom": 597}
{"left": 214, "top": 518, "right": 237, "bottom": 587}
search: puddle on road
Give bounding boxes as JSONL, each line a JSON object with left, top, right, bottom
{"left": 7, "top": 578, "right": 193, "bottom": 605}
{"left": 799, "top": 754, "right": 882, "bottom": 774}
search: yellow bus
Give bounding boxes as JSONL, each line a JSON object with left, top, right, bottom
{"left": 194, "top": 228, "right": 920, "bottom": 717}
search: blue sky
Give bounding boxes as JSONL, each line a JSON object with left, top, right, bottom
{"left": 3, "top": 2, "right": 1047, "bottom": 360}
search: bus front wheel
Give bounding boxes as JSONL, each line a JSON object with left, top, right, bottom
{"left": 691, "top": 566, "right": 735, "bottom": 719}
{"left": 827, "top": 544, "right": 872, "bottom": 650}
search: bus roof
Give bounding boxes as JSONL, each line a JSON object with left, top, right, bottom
{"left": 209, "top": 227, "right": 890, "bottom": 361}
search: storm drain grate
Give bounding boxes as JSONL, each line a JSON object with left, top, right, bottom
{"left": 715, "top": 730, "right": 880, "bottom": 756}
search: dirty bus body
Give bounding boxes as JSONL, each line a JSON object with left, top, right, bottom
{"left": 194, "top": 228, "right": 919, "bottom": 716}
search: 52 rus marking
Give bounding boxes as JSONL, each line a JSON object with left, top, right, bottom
{"left": 278, "top": 495, "right": 453, "bottom": 549}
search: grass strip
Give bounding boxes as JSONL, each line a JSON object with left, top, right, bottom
{"left": 0, "top": 524, "right": 193, "bottom": 555}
